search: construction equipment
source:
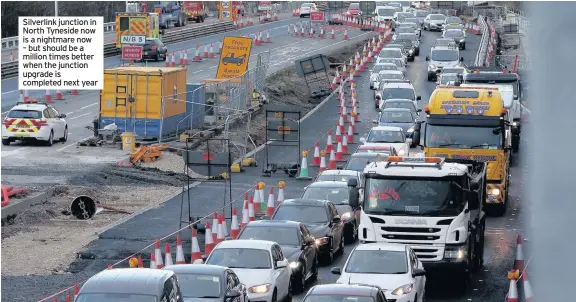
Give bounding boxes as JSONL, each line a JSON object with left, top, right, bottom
{"left": 130, "top": 144, "right": 169, "bottom": 164}
{"left": 154, "top": 1, "right": 189, "bottom": 29}
{"left": 183, "top": 1, "right": 207, "bottom": 23}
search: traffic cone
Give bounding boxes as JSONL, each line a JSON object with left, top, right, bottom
{"left": 165, "top": 53, "right": 171, "bottom": 67}
{"left": 319, "top": 150, "right": 328, "bottom": 172}
{"left": 266, "top": 187, "right": 276, "bottom": 216}
{"left": 241, "top": 201, "right": 249, "bottom": 229}
{"left": 326, "top": 130, "right": 334, "bottom": 152}
{"left": 170, "top": 53, "right": 176, "bottom": 67}
{"left": 328, "top": 149, "right": 337, "bottom": 169}
{"left": 204, "top": 221, "right": 215, "bottom": 258}
{"left": 45, "top": 90, "right": 52, "bottom": 102}
{"left": 154, "top": 239, "right": 164, "bottom": 269}
{"left": 335, "top": 141, "right": 345, "bottom": 161}
{"left": 179, "top": 51, "right": 184, "bottom": 65}
{"left": 193, "top": 46, "right": 201, "bottom": 62}
{"left": 335, "top": 69, "right": 341, "bottom": 83}
{"left": 506, "top": 278, "right": 518, "bottom": 302}
{"left": 311, "top": 142, "right": 321, "bottom": 166}
{"left": 222, "top": 212, "right": 229, "bottom": 237}
{"left": 523, "top": 271, "right": 533, "bottom": 302}
{"left": 294, "top": 25, "right": 299, "bottom": 37}
{"left": 255, "top": 32, "right": 262, "bottom": 46}
{"left": 212, "top": 213, "right": 219, "bottom": 243}
{"left": 253, "top": 184, "right": 262, "bottom": 215}
{"left": 277, "top": 181, "right": 286, "bottom": 206}
{"left": 73, "top": 284, "right": 80, "bottom": 300}
{"left": 138, "top": 255, "right": 144, "bottom": 267}
{"left": 266, "top": 31, "right": 271, "bottom": 43}
{"left": 301, "top": 27, "right": 305, "bottom": 37}
{"left": 164, "top": 242, "right": 173, "bottom": 267}
{"left": 65, "top": 292, "right": 72, "bottom": 302}
{"left": 331, "top": 28, "right": 335, "bottom": 39}
{"left": 330, "top": 77, "right": 337, "bottom": 89}
{"left": 335, "top": 125, "right": 342, "bottom": 143}
{"left": 231, "top": 208, "right": 240, "bottom": 238}
{"left": 297, "top": 150, "right": 313, "bottom": 180}
{"left": 183, "top": 50, "right": 189, "bottom": 65}
{"left": 243, "top": 192, "right": 249, "bottom": 211}
{"left": 218, "top": 41, "right": 223, "bottom": 53}
{"left": 342, "top": 134, "right": 349, "bottom": 154}
{"left": 248, "top": 196, "right": 255, "bottom": 221}
{"left": 258, "top": 182, "right": 266, "bottom": 213}
{"left": 55, "top": 90, "right": 63, "bottom": 100}
{"left": 190, "top": 223, "right": 202, "bottom": 263}
{"left": 209, "top": 44, "right": 215, "bottom": 59}
{"left": 344, "top": 29, "right": 348, "bottom": 40}
{"left": 216, "top": 214, "right": 225, "bottom": 243}
{"left": 320, "top": 27, "right": 325, "bottom": 38}
{"left": 150, "top": 252, "right": 156, "bottom": 269}
{"left": 347, "top": 124, "right": 355, "bottom": 143}
{"left": 175, "top": 235, "right": 186, "bottom": 264}
{"left": 352, "top": 105, "right": 360, "bottom": 122}
{"left": 349, "top": 72, "right": 354, "bottom": 84}
{"left": 342, "top": 63, "right": 348, "bottom": 77}
{"left": 203, "top": 45, "right": 209, "bottom": 58}
{"left": 514, "top": 234, "right": 525, "bottom": 272}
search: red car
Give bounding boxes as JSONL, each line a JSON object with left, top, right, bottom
{"left": 346, "top": 3, "right": 361, "bottom": 16}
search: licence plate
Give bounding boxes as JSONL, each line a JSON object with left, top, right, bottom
{"left": 13, "top": 133, "right": 30, "bottom": 137}
{"left": 15, "top": 125, "right": 30, "bottom": 128}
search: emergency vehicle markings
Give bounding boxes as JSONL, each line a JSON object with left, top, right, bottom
{"left": 19, "top": 17, "right": 104, "bottom": 90}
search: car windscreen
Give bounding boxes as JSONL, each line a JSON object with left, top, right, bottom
{"left": 430, "top": 14, "right": 446, "bottom": 20}
{"left": 396, "top": 27, "right": 414, "bottom": 34}
{"left": 383, "top": 101, "right": 416, "bottom": 112}
{"left": 415, "top": 11, "right": 428, "bottom": 17}
{"left": 444, "top": 30, "right": 464, "bottom": 38}
{"left": 440, "top": 74, "right": 459, "bottom": 84}
{"left": 379, "top": 49, "right": 403, "bottom": 58}
{"left": 239, "top": 226, "right": 300, "bottom": 246}
{"left": 424, "top": 124, "right": 503, "bottom": 149}
{"left": 378, "top": 58, "right": 403, "bottom": 67}
{"left": 397, "top": 33, "right": 417, "bottom": 41}
{"left": 435, "top": 39, "right": 454, "bottom": 46}
{"left": 381, "top": 111, "right": 414, "bottom": 123}
{"left": 75, "top": 294, "right": 157, "bottom": 302}
{"left": 273, "top": 205, "right": 328, "bottom": 224}
{"left": 446, "top": 17, "right": 462, "bottom": 23}
{"left": 431, "top": 49, "right": 458, "bottom": 62}
{"left": 176, "top": 274, "right": 222, "bottom": 299}
{"left": 316, "top": 174, "right": 356, "bottom": 182}
{"left": 378, "top": 73, "right": 404, "bottom": 81}
{"left": 378, "top": 8, "right": 396, "bottom": 16}
{"left": 207, "top": 248, "right": 271, "bottom": 269}
{"left": 301, "top": 3, "right": 313, "bottom": 7}
{"left": 345, "top": 155, "right": 379, "bottom": 171}
{"left": 349, "top": 3, "right": 360, "bottom": 9}
{"left": 302, "top": 187, "right": 349, "bottom": 205}
{"left": 382, "top": 88, "right": 415, "bottom": 100}
{"left": 7, "top": 110, "right": 42, "bottom": 119}
{"left": 442, "top": 68, "right": 464, "bottom": 74}
{"left": 345, "top": 250, "right": 408, "bottom": 274}
{"left": 404, "top": 18, "right": 418, "bottom": 24}
{"left": 304, "top": 294, "right": 375, "bottom": 302}
{"left": 366, "top": 130, "right": 405, "bottom": 143}
{"left": 373, "top": 64, "right": 396, "bottom": 72}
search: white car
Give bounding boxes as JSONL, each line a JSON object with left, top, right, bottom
{"left": 374, "top": 6, "right": 397, "bottom": 22}
{"left": 359, "top": 126, "right": 411, "bottom": 156}
{"left": 423, "top": 13, "right": 446, "bottom": 31}
{"left": 392, "top": 26, "right": 418, "bottom": 40}
{"left": 375, "top": 57, "right": 407, "bottom": 75}
{"left": 2, "top": 101, "right": 68, "bottom": 146}
{"left": 373, "top": 70, "right": 406, "bottom": 91}
{"left": 331, "top": 243, "right": 427, "bottom": 302}
{"left": 299, "top": 3, "right": 317, "bottom": 18}
{"left": 315, "top": 169, "right": 364, "bottom": 185}
{"left": 376, "top": 81, "right": 420, "bottom": 109}
{"left": 205, "top": 240, "right": 292, "bottom": 302}
{"left": 370, "top": 63, "right": 405, "bottom": 83}
{"left": 426, "top": 45, "right": 463, "bottom": 81}
{"left": 436, "top": 72, "right": 460, "bottom": 87}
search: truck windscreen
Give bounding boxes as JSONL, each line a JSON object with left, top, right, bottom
{"left": 464, "top": 78, "right": 519, "bottom": 97}
{"left": 425, "top": 124, "right": 503, "bottom": 149}
{"left": 364, "top": 177, "right": 463, "bottom": 216}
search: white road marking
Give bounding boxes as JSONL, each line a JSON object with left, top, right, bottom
{"left": 80, "top": 103, "right": 98, "bottom": 110}
{"left": 56, "top": 135, "right": 92, "bottom": 152}
{"left": 68, "top": 112, "right": 91, "bottom": 120}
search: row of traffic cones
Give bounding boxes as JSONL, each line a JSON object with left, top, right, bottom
{"left": 47, "top": 284, "right": 80, "bottom": 302}
{"left": 506, "top": 234, "right": 533, "bottom": 301}
{"left": 20, "top": 89, "right": 79, "bottom": 103}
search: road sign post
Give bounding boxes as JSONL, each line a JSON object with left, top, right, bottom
{"left": 121, "top": 45, "right": 143, "bottom": 62}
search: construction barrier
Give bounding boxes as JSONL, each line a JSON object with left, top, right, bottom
{"left": 504, "top": 234, "right": 533, "bottom": 302}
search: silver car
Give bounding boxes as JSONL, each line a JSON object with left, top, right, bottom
{"left": 424, "top": 13, "right": 446, "bottom": 31}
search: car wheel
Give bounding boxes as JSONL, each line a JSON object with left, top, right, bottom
{"left": 310, "top": 257, "right": 318, "bottom": 281}
{"left": 60, "top": 126, "right": 68, "bottom": 142}
{"left": 293, "top": 263, "right": 306, "bottom": 294}
{"left": 46, "top": 131, "right": 54, "bottom": 146}
{"left": 344, "top": 224, "right": 355, "bottom": 244}
{"left": 284, "top": 282, "right": 292, "bottom": 302}
{"left": 272, "top": 288, "right": 278, "bottom": 302}
{"left": 462, "top": 43, "right": 466, "bottom": 50}
{"left": 155, "top": 51, "right": 160, "bottom": 62}
{"left": 2, "top": 138, "right": 10, "bottom": 146}
{"left": 336, "top": 236, "right": 344, "bottom": 256}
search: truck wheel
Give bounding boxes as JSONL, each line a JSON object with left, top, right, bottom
{"left": 2, "top": 138, "right": 10, "bottom": 146}
{"left": 473, "top": 222, "right": 485, "bottom": 271}
{"left": 200, "top": 16, "right": 205, "bottom": 23}
{"left": 512, "top": 135, "right": 520, "bottom": 153}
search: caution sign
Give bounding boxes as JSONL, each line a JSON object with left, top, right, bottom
{"left": 216, "top": 36, "right": 253, "bottom": 79}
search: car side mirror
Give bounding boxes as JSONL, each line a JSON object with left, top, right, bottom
{"left": 331, "top": 267, "right": 342, "bottom": 275}
{"left": 226, "top": 289, "right": 242, "bottom": 298}
{"left": 59, "top": 114, "right": 66, "bottom": 118}
{"left": 372, "top": 120, "right": 378, "bottom": 124}
{"left": 425, "top": 56, "right": 429, "bottom": 61}
{"left": 460, "top": 57, "right": 464, "bottom": 62}
{"left": 332, "top": 216, "right": 341, "bottom": 224}
{"left": 337, "top": 165, "right": 343, "bottom": 170}
{"left": 359, "top": 137, "right": 367, "bottom": 143}
{"left": 416, "top": 95, "right": 421, "bottom": 100}
{"left": 304, "top": 237, "right": 315, "bottom": 246}
{"left": 416, "top": 109, "right": 422, "bottom": 112}
{"left": 276, "top": 260, "right": 288, "bottom": 268}
{"left": 413, "top": 268, "right": 426, "bottom": 277}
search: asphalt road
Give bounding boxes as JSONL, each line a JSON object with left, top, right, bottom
{"left": 0, "top": 12, "right": 298, "bottom": 110}
{"left": 0, "top": 22, "right": 370, "bottom": 165}
{"left": 0, "top": 30, "right": 530, "bottom": 302}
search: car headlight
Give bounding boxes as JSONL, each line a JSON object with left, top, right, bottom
{"left": 391, "top": 283, "right": 414, "bottom": 296}
{"left": 512, "top": 121, "right": 519, "bottom": 127}
{"left": 407, "top": 126, "right": 415, "bottom": 133}
{"left": 459, "top": 39, "right": 465, "bottom": 43}
{"left": 488, "top": 188, "right": 501, "bottom": 196}
{"left": 444, "top": 246, "right": 467, "bottom": 260}
{"left": 428, "top": 64, "right": 436, "bottom": 70}
{"left": 315, "top": 237, "right": 329, "bottom": 245}
{"left": 409, "top": 49, "right": 414, "bottom": 54}
{"left": 249, "top": 284, "right": 271, "bottom": 294}
{"left": 398, "top": 149, "right": 406, "bottom": 156}
{"left": 341, "top": 212, "right": 351, "bottom": 221}
{"left": 289, "top": 261, "right": 300, "bottom": 269}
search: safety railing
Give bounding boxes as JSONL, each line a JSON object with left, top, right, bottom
{"left": 474, "top": 14, "right": 490, "bottom": 66}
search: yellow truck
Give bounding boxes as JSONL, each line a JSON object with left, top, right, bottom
{"left": 422, "top": 86, "right": 511, "bottom": 216}
{"left": 115, "top": 12, "right": 160, "bottom": 48}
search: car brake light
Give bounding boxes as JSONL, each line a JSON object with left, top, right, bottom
{"left": 151, "top": 46, "right": 157, "bottom": 50}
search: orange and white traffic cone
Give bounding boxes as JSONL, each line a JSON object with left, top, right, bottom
{"left": 216, "top": 215, "right": 225, "bottom": 244}
{"left": 523, "top": 271, "right": 533, "bottom": 302}
{"left": 342, "top": 63, "right": 348, "bottom": 77}
{"left": 342, "top": 134, "right": 349, "bottom": 154}
{"left": 183, "top": 50, "right": 189, "bottom": 64}
{"left": 204, "top": 221, "right": 215, "bottom": 258}
{"left": 179, "top": 51, "right": 184, "bottom": 65}
{"left": 164, "top": 242, "right": 173, "bottom": 267}
{"left": 150, "top": 252, "right": 157, "bottom": 269}
{"left": 301, "top": 27, "right": 305, "bottom": 37}
{"left": 209, "top": 44, "right": 215, "bottom": 59}
{"left": 514, "top": 234, "right": 525, "bottom": 272}
{"left": 347, "top": 124, "right": 356, "bottom": 143}
{"left": 319, "top": 150, "right": 328, "bottom": 172}
{"left": 22, "top": 90, "right": 30, "bottom": 102}
{"left": 248, "top": 196, "right": 256, "bottom": 221}
{"left": 331, "top": 29, "right": 335, "bottom": 39}
{"left": 320, "top": 27, "right": 325, "bottom": 38}
{"left": 218, "top": 41, "right": 223, "bottom": 53}
{"left": 335, "top": 69, "right": 341, "bottom": 83}
{"left": 193, "top": 46, "right": 202, "bottom": 62}
{"left": 326, "top": 130, "right": 334, "bottom": 152}
{"left": 55, "top": 90, "right": 63, "bottom": 100}
{"left": 243, "top": 192, "right": 249, "bottom": 212}
{"left": 222, "top": 212, "right": 229, "bottom": 237}
{"left": 165, "top": 53, "right": 171, "bottom": 67}
{"left": 259, "top": 182, "right": 266, "bottom": 207}
{"left": 344, "top": 29, "right": 348, "bottom": 40}
{"left": 45, "top": 90, "right": 52, "bottom": 102}
{"left": 311, "top": 142, "right": 321, "bottom": 166}
{"left": 354, "top": 63, "right": 361, "bottom": 76}
{"left": 175, "top": 235, "right": 185, "bottom": 264}
{"left": 191, "top": 227, "right": 202, "bottom": 262}
{"left": 154, "top": 239, "right": 164, "bottom": 269}
{"left": 253, "top": 184, "right": 262, "bottom": 215}
{"left": 277, "top": 181, "right": 286, "bottom": 206}
{"left": 266, "top": 31, "right": 271, "bottom": 43}
{"left": 241, "top": 201, "right": 249, "bottom": 229}
{"left": 266, "top": 187, "right": 276, "bottom": 216}
{"left": 230, "top": 208, "right": 240, "bottom": 239}
{"left": 255, "top": 32, "right": 262, "bottom": 46}
{"left": 335, "top": 141, "right": 345, "bottom": 161}
{"left": 138, "top": 255, "right": 144, "bottom": 267}
{"left": 349, "top": 72, "right": 354, "bottom": 84}
{"left": 506, "top": 278, "right": 518, "bottom": 302}
{"left": 328, "top": 149, "right": 337, "bottom": 169}
{"left": 330, "top": 77, "right": 337, "bottom": 89}
{"left": 203, "top": 45, "right": 209, "bottom": 58}
{"left": 335, "top": 125, "right": 342, "bottom": 143}
{"left": 341, "top": 108, "right": 348, "bottom": 122}
{"left": 353, "top": 105, "right": 360, "bottom": 122}
{"left": 211, "top": 213, "right": 219, "bottom": 243}
{"left": 73, "top": 284, "right": 80, "bottom": 300}
{"left": 171, "top": 53, "right": 176, "bottom": 67}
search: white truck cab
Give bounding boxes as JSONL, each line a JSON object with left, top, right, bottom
{"left": 374, "top": 6, "right": 397, "bottom": 23}
{"left": 346, "top": 156, "right": 487, "bottom": 291}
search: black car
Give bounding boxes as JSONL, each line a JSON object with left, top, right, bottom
{"left": 394, "top": 33, "right": 420, "bottom": 55}
{"left": 163, "top": 264, "right": 248, "bottom": 302}
{"left": 142, "top": 38, "right": 168, "bottom": 61}
{"left": 344, "top": 152, "right": 389, "bottom": 172}
{"left": 301, "top": 182, "right": 359, "bottom": 244}
{"left": 271, "top": 199, "right": 345, "bottom": 264}
{"left": 392, "top": 39, "right": 418, "bottom": 60}
{"left": 302, "top": 284, "right": 388, "bottom": 302}
{"left": 237, "top": 220, "right": 318, "bottom": 293}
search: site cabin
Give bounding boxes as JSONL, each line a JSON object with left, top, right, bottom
{"left": 423, "top": 86, "right": 511, "bottom": 216}
{"left": 183, "top": 1, "right": 207, "bottom": 23}
{"left": 115, "top": 12, "right": 160, "bottom": 49}
{"left": 347, "top": 155, "right": 487, "bottom": 292}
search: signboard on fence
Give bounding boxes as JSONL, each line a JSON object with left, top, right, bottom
{"left": 121, "top": 45, "right": 143, "bottom": 61}
{"left": 310, "top": 12, "right": 324, "bottom": 22}
{"left": 258, "top": 1, "right": 272, "bottom": 11}
{"left": 216, "top": 36, "right": 253, "bottom": 79}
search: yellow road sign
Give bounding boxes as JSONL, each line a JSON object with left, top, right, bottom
{"left": 216, "top": 36, "right": 253, "bottom": 79}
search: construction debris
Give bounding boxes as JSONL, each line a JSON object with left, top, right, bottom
{"left": 130, "top": 144, "right": 168, "bottom": 165}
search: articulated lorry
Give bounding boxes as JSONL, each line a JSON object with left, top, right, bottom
{"left": 423, "top": 86, "right": 511, "bottom": 216}
{"left": 347, "top": 155, "right": 487, "bottom": 291}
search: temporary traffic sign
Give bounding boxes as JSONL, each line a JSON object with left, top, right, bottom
{"left": 216, "top": 36, "right": 253, "bottom": 79}
{"left": 122, "top": 45, "right": 143, "bottom": 61}
{"left": 310, "top": 12, "right": 324, "bottom": 22}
